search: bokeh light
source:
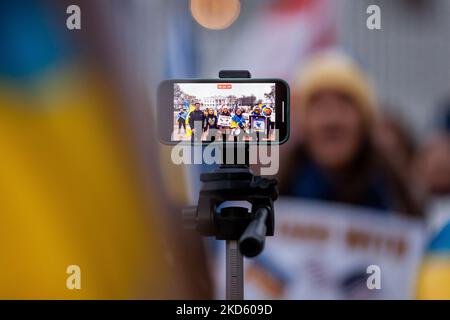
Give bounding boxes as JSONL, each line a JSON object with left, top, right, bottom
{"left": 190, "top": 0, "right": 241, "bottom": 30}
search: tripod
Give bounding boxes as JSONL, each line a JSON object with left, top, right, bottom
{"left": 183, "top": 158, "right": 278, "bottom": 299}
{"left": 182, "top": 70, "right": 278, "bottom": 300}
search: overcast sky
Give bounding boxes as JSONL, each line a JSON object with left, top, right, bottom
{"left": 178, "top": 83, "right": 274, "bottom": 99}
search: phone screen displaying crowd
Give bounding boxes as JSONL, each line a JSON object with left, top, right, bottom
{"left": 172, "top": 83, "right": 276, "bottom": 142}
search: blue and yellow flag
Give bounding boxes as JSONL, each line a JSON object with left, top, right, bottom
{"left": 0, "top": 1, "right": 175, "bottom": 299}
{"left": 184, "top": 100, "right": 196, "bottom": 137}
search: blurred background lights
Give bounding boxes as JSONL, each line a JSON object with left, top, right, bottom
{"left": 190, "top": 0, "right": 241, "bottom": 30}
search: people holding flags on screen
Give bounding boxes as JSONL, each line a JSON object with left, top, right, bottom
{"left": 176, "top": 100, "right": 275, "bottom": 141}
{"left": 230, "top": 107, "right": 248, "bottom": 137}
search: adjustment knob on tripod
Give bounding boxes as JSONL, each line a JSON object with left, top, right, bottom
{"left": 239, "top": 207, "right": 270, "bottom": 257}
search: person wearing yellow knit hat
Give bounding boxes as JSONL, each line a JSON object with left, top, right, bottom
{"left": 297, "top": 52, "right": 377, "bottom": 130}
{"left": 279, "top": 52, "right": 422, "bottom": 217}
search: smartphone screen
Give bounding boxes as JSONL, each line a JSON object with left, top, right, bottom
{"left": 157, "top": 79, "right": 289, "bottom": 144}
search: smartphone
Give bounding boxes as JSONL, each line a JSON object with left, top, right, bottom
{"left": 157, "top": 79, "right": 289, "bottom": 145}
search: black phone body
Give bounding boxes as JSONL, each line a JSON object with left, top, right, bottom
{"left": 157, "top": 78, "right": 290, "bottom": 145}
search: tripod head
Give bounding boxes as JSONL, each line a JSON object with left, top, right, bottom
{"left": 183, "top": 164, "right": 277, "bottom": 257}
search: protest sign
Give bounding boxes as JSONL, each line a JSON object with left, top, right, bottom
{"left": 218, "top": 115, "right": 231, "bottom": 127}
{"left": 250, "top": 116, "right": 267, "bottom": 133}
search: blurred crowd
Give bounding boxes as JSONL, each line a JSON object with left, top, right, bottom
{"left": 0, "top": 0, "right": 449, "bottom": 299}
{"left": 280, "top": 52, "right": 450, "bottom": 219}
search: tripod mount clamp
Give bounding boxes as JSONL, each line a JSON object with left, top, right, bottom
{"left": 183, "top": 165, "right": 277, "bottom": 257}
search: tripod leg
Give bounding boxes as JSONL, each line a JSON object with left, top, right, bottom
{"left": 226, "top": 240, "right": 243, "bottom": 300}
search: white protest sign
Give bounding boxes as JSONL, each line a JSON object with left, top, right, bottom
{"left": 218, "top": 115, "right": 231, "bottom": 127}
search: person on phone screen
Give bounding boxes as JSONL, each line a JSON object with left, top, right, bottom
{"left": 176, "top": 107, "right": 188, "bottom": 134}
{"left": 262, "top": 105, "right": 274, "bottom": 137}
{"left": 230, "top": 108, "right": 248, "bottom": 137}
{"left": 218, "top": 106, "right": 232, "bottom": 135}
{"left": 220, "top": 106, "right": 231, "bottom": 117}
{"left": 204, "top": 108, "right": 218, "bottom": 131}
{"left": 249, "top": 105, "right": 267, "bottom": 135}
{"left": 204, "top": 108, "right": 219, "bottom": 141}
{"left": 188, "top": 102, "right": 205, "bottom": 141}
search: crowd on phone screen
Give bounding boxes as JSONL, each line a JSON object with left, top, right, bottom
{"left": 175, "top": 102, "right": 275, "bottom": 141}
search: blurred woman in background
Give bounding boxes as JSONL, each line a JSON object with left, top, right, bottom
{"left": 279, "top": 53, "right": 422, "bottom": 217}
